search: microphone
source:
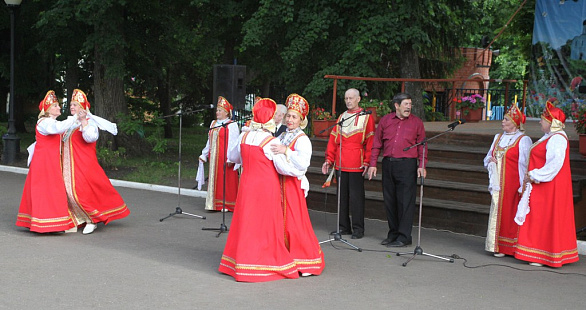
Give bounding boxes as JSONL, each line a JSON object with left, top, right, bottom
{"left": 447, "top": 119, "right": 466, "bottom": 129}
{"left": 361, "top": 110, "right": 373, "bottom": 115}
{"left": 193, "top": 104, "right": 214, "bottom": 109}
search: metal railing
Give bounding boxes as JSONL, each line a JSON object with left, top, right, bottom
{"left": 432, "top": 88, "right": 525, "bottom": 120}
{"left": 233, "top": 109, "right": 252, "bottom": 127}
{"left": 324, "top": 75, "right": 528, "bottom": 121}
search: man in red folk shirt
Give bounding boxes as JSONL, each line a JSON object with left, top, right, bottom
{"left": 367, "top": 93, "right": 427, "bottom": 247}
{"left": 322, "top": 88, "right": 375, "bottom": 240}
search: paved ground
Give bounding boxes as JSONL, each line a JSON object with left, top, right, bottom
{"left": 1, "top": 166, "right": 585, "bottom": 310}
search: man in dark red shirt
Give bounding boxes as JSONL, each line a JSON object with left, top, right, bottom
{"left": 367, "top": 93, "right": 427, "bottom": 247}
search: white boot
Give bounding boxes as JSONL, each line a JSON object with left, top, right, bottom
{"left": 82, "top": 223, "right": 97, "bottom": 235}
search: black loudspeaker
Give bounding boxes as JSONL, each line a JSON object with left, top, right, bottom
{"left": 213, "top": 65, "right": 246, "bottom": 109}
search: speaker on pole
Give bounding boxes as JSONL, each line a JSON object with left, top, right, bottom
{"left": 213, "top": 65, "right": 246, "bottom": 110}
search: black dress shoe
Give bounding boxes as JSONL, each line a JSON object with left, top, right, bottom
{"left": 380, "top": 238, "right": 393, "bottom": 245}
{"left": 351, "top": 232, "right": 364, "bottom": 239}
{"left": 387, "top": 240, "right": 408, "bottom": 247}
{"left": 330, "top": 230, "right": 352, "bottom": 235}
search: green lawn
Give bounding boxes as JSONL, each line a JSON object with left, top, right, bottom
{"left": 106, "top": 124, "right": 209, "bottom": 186}
{"left": 1, "top": 121, "right": 210, "bottom": 188}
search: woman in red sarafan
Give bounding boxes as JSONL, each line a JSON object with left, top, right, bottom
{"left": 483, "top": 103, "right": 531, "bottom": 257}
{"left": 514, "top": 100, "right": 579, "bottom": 267}
{"left": 198, "top": 96, "right": 239, "bottom": 212}
{"left": 271, "top": 93, "right": 324, "bottom": 277}
{"left": 61, "top": 89, "right": 129, "bottom": 235}
{"left": 219, "top": 98, "right": 299, "bottom": 282}
{"left": 16, "top": 90, "right": 77, "bottom": 233}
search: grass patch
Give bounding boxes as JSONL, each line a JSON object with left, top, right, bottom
{"left": 1, "top": 121, "right": 208, "bottom": 188}
{"left": 111, "top": 124, "right": 208, "bottom": 186}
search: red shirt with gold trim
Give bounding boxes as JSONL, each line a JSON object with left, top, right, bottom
{"left": 325, "top": 109, "right": 375, "bottom": 172}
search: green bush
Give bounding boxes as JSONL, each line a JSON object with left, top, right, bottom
{"left": 97, "top": 141, "right": 126, "bottom": 169}
{"left": 117, "top": 112, "right": 168, "bottom": 157}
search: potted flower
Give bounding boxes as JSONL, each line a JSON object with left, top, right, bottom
{"left": 360, "top": 99, "right": 392, "bottom": 124}
{"left": 455, "top": 94, "right": 486, "bottom": 122}
{"left": 571, "top": 102, "right": 586, "bottom": 156}
{"left": 311, "top": 107, "right": 337, "bottom": 138}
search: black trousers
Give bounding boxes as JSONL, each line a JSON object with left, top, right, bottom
{"left": 336, "top": 171, "right": 365, "bottom": 234}
{"left": 382, "top": 158, "right": 417, "bottom": 243}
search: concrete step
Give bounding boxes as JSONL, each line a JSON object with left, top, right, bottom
{"left": 425, "top": 131, "right": 494, "bottom": 147}
{"left": 308, "top": 154, "right": 489, "bottom": 188}
{"left": 306, "top": 167, "right": 490, "bottom": 205}
{"left": 569, "top": 152, "right": 586, "bottom": 176}
{"left": 425, "top": 162, "right": 488, "bottom": 185}
{"left": 426, "top": 144, "right": 487, "bottom": 166}
{"left": 311, "top": 144, "right": 489, "bottom": 168}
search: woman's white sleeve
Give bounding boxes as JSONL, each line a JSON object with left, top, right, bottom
{"left": 80, "top": 120, "right": 99, "bottom": 143}
{"left": 273, "top": 136, "right": 311, "bottom": 177}
{"left": 228, "top": 133, "right": 243, "bottom": 164}
{"left": 37, "top": 117, "right": 76, "bottom": 135}
{"left": 483, "top": 134, "right": 498, "bottom": 169}
{"left": 528, "top": 134, "right": 566, "bottom": 183}
{"left": 227, "top": 122, "right": 240, "bottom": 163}
{"left": 517, "top": 136, "right": 532, "bottom": 187}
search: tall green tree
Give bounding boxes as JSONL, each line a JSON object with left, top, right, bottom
{"left": 2, "top": 0, "right": 535, "bottom": 141}
{"left": 240, "top": 0, "right": 481, "bottom": 119}
{"left": 32, "top": 0, "right": 232, "bottom": 143}
{"left": 467, "top": 0, "right": 534, "bottom": 88}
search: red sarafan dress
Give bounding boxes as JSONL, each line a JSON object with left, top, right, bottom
{"left": 219, "top": 133, "right": 299, "bottom": 282}
{"left": 62, "top": 127, "right": 129, "bottom": 225}
{"left": 491, "top": 136, "right": 523, "bottom": 255}
{"left": 515, "top": 133, "right": 579, "bottom": 267}
{"left": 203, "top": 120, "right": 239, "bottom": 211}
{"left": 280, "top": 134, "right": 324, "bottom": 275}
{"left": 484, "top": 132, "right": 530, "bottom": 256}
{"left": 16, "top": 122, "right": 75, "bottom": 233}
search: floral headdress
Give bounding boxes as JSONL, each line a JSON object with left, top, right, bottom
{"left": 217, "top": 96, "right": 233, "bottom": 116}
{"left": 285, "top": 93, "right": 309, "bottom": 129}
{"left": 505, "top": 103, "right": 526, "bottom": 131}
{"left": 71, "top": 89, "right": 90, "bottom": 111}
{"left": 38, "top": 90, "right": 59, "bottom": 118}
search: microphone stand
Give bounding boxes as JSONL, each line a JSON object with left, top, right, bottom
{"left": 202, "top": 119, "right": 238, "bottom": 237}
{"left": 160, "top": 106, "right": 206, "bottom": 222}
{"left": 396, "top": 125, "right": 461, "bottom": 266}
{"left": 319, "top": 110, "right": 371, "bottom": 252}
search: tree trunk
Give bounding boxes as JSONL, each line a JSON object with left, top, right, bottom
{"left": 65, "top": 60, "right": 80, "bottom": 110}
{"left": 399, "top": 43, "right": 425, "bottom": 121}
{"left": 157, "top": 74, "right": 172, "bottom": 138}
{"left": 262, "top": 79, "right": 271, "bottom": 97}
{"left": 92, "top": 6, "right": 127, "bottom": 150}
{"left": 94, "top": 60, "right": 126, "bottom": 150}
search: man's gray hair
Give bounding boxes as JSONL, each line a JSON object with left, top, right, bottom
{"left": 346, "top": 88, "right": 360, "bottom": 97}
{"left": 276, "top": 104, "right": 287, "bottom": 115}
